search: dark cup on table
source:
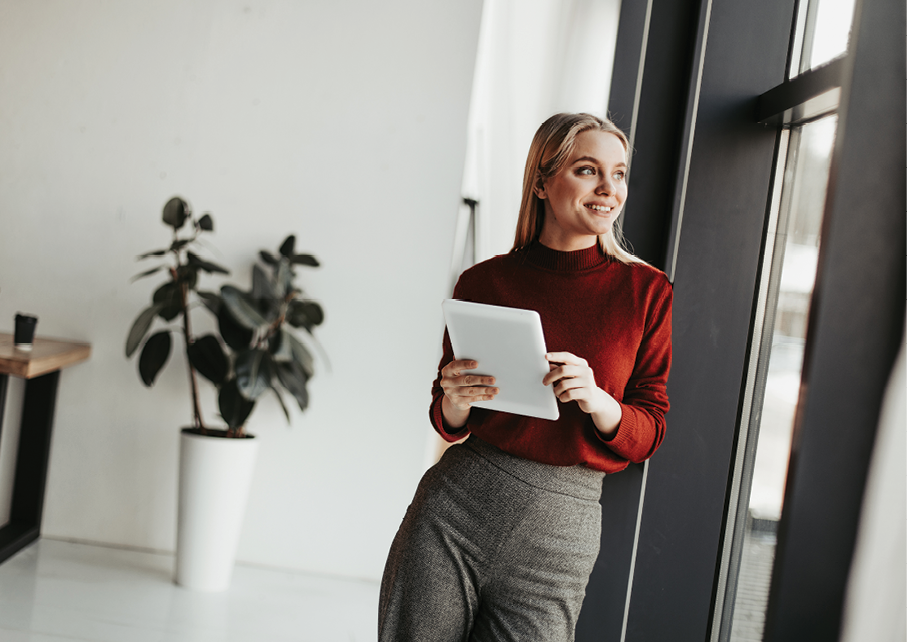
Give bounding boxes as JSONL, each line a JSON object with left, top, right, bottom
{"left": 14, "top": 314, "right": 38, "bottom": 351}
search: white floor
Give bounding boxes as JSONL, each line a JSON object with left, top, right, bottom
{"left": 0, "top": 538, "right": 379, "bottom": 642}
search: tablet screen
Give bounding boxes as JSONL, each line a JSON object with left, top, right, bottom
{"left": 442, "top": 299, "right": 559, "bottom": 421}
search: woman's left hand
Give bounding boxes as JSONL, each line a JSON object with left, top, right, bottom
{"left": 543, "top": 352, "right": 622, "bottom": 438}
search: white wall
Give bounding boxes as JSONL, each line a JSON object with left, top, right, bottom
{"left": 0, "top": 0, "right": 483, "bottom": 581}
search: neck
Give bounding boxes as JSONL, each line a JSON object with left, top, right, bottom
{"left": 538, "top": 230, "right": 600, "bottom": 253}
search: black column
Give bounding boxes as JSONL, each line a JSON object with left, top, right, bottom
{"left": 624, "top": 0, "right": 795, "bottom": 639}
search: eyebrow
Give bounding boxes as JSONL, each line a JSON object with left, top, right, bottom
{"left": 571, "top": 156, "right": 628, "bottom": 168}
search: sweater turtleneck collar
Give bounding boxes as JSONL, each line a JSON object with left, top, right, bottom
{"left": 523, "top": 241, "right": 610, "bottom": 271}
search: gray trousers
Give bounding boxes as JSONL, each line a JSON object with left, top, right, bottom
{"left": 379, "top": 436, "right": 605, "bottom": 642}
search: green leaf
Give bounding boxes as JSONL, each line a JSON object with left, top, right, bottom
{"left": 219, "top": 378, "right": 255, "bottom": 429}
{"left": 197, "top": 213, "right": 213, "bottom": 231}
{"left": 269, "top": 328, "right": 291, "bottom": 361}
{"left": 138, "top": 331, "right": 171, "bottom": 386}
{"left": 252, "top": 264, "right": 277, "bottom": 301}
{"left": 287, "top": 300, "right": 324, "bottom": 331}
{"left": 259, "top": 250, "right": 278, "bottom": 266}
{"left": 137, "top": 249, "right": 168, "bottom": 259}
{"left": 275, "top": 261, "right": 292, "bottom": 298}
{"left": 187, "top": 334, "right": 228, "bottom": 385}
{"left": 196, "top": 290, "right": 221, "bottom": 315}
{"left": 279, "top": 235, "right": 295, "bottom": 258}
{"left": 221, "top": 285, "right": 269, "bottom": 329}
{"left": 126, "top": 303, "right": 163, "bottom": 357}
{"left": 130, "top": 265, "right": 166, "bottom": 282}
{"left": 251, "top": 265, "right": 280, "bottom": 320}
{"left": 217, "top": 305, "right": 253, "bottom": 350}
{"left": 286, "top": 332, "right": 314, "bottom": 378}
{"left": 176, "top": 265, "right": 199, "bottom": 290}
{"left": 275, "top": 361, "right": 309, "bottom": 412}
{"left": 235, "top": 348, "right": 272, "bottom": 400}
{"left": 153, "top": 282, "right": 183, "bottom": 321}
{"left": 187, "top": 252, "right": 229, "bottom": 275}
{"left": 169, "top": 239, "right": 191, "bottom": 253}
{"left": 162, "top": 197, "right": 189, "bottom": 230}
{"left": 271, "top": 386, "right": 291, "bottom": 424}
{"left": 290, "top": 254, "right": 319, "bottom": 267}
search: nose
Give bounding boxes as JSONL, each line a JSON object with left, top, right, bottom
{"left": 596, "top": 173, "right": 614, "bottom": 195}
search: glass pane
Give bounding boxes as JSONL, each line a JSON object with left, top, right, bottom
{"left": 791, "top": 0, "right": 856, "bottom": 76}
{"left": 723, "top": 115, "right": 838, "bottom": 641}
{"left": 808, "top": 0, "right": 856, "bottom": 68}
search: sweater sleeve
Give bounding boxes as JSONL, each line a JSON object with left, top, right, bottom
{"left": 429, "top": 274, "right": 474, "bottom": 442}
{"left": 596, "top": 277, "right": 673, "bottom": 463}
{"left": 429, "top": 326, "right": 473, "bottom": 442}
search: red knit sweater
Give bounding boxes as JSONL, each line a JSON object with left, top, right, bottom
{"left": 430, "top": 242, "right": 673, "bottom": 474}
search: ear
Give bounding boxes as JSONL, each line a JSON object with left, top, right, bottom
{"left": 533, "top": 174, "right": 547, "bottom": 199}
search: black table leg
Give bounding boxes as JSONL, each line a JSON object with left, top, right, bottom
{"left": 0, "top": 370, "right": 60, "bottom": 564}
{"left": 0, "top": 374, "right": 7, "bottom": 440}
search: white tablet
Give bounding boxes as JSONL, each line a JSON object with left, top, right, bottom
{"left": 442, "top": 299, "right": 559, "bottom": 421}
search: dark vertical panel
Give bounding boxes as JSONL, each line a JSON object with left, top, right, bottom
{"left": 763, "top": 0, "right": 907, "bottom": 639}
{"left": 620, "top": 0, "right": 702, "bottom": 268}
{"left": 576, "top": 465, "right": 644, "bottom": 641}
{"left": 606, "top": 0, "right": 650, "bottom": 133}
{"left": 625, "top": 0, "right": 794, "bottom": 640}
{"left": 576, "top": 3, "right": 652, "bottom": 637}
{"left": 578, "top": 2, "right": 705, "bottom": 639}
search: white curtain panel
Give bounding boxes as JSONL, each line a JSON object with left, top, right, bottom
{"left": 840, "top": 319, "right": 907, "bottom": 642}
{"left": 451, "top": 0, "right": 623, "bottom": 284}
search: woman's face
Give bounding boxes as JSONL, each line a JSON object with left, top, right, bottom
{"left": 536, "top": 130, "right": 628, "bottom": 251}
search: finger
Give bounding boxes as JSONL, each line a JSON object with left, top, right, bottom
{"left": 554, "top": 384, "right": 575, "bottom": 403}
{"left": 449, "top": 387, "right": 499, "bottom": 407}
{"left": 442, "top": 374, "right": 497, "bottom": 389}
{"left": 442, "top": 385, "right": 500, "bottom": 399}
{"left": 543, "top": 365, "right": 584, "bottom": 386}
{"left": 555, "top": 384, "right": 597, "bottom": 406}
{"left": 546, "top": 352, "right": 588, "bottom": 367}
{"left": 554, "top": 378, "right": 588, "bottom": 396}
{"left": 453, "top": 386, "right": 499, "bottom": 398}
{"left": 442, "top": 359, "right": 478, "bottom": 377}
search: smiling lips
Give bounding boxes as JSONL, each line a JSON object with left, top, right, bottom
{"left": 586, "top": 204, "right": 613, "bottom": 213}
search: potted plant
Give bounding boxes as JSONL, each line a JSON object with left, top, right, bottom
{"left": 125, "top": 196, "right": 230, "bottom": 428}
{"left": 205, "top": 233, "right": 325, "bottom": 432}
{"left": 125, "top": 197, "right": 324, "bottom": 591}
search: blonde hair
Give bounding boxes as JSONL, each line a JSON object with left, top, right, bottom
{"left": 511, "top": 112, "right": 645, "bottom": 265}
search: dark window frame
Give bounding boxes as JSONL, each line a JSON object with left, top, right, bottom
{"left": 576, "top": 1, "right": 905, "bottom": 641}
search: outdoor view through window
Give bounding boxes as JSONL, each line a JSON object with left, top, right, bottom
{"left": 723, "top": 1, "right": 855, "bottom": 640}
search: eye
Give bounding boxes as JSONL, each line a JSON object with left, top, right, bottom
{"left": 612, "top": 171, "right": 625, "bottom": 181}
{"left": 576, "top": 166, "right": 596, "bottom": 176}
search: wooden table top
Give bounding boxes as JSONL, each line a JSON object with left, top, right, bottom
{"left": 0, "top": 333, "right": 91, "bottom": 379}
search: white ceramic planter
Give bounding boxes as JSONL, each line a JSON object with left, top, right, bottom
{"left": 175, "top": 428, "right": 258, "bottom": 591}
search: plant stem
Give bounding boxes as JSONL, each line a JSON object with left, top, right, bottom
{"left": 177, "top": 270, "right": 205, "bottom": 433}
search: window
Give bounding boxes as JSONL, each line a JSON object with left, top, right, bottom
{"left": 790, "top": 0, "right": 857, "bottom": 76}
{"left": 711, "top": 2, "right": 856, "bottom": 639}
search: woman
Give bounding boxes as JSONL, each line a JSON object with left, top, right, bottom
{"left": 379, "top": 113, "right": 672, "bottom": 642}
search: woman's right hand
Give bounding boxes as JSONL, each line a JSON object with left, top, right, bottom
{"left": 440, "top": 359, "right": 498, "bottom": 429}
